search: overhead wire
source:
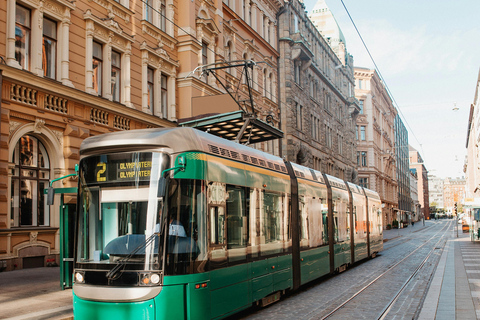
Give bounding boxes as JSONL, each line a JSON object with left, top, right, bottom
{"left": 340, "top": 0, "right": 424, "bottom": 153}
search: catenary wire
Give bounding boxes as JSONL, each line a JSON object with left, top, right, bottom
{"left": 340, "top": 0, "right": 423, "bottom": 152}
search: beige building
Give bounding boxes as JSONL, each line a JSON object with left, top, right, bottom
{"left": 444, "top": 177, "right": 465, "bottom": 215}
{"left": 277, "top": 0, "right": 358, "bottom": 179}
{"left": 0, "top": 0, "right": 282, "bottom": 271}
{"left": 409, "top": 146, "right": 430, "bottom": 219}
{"left": 465, "top": 69, "right": 480, "bottom": 209}
{"left": 354, "top": 67, "right": 398, "bottom": 227}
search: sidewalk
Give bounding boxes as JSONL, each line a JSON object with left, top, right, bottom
{"left": 417, "top": 220, "right": 479, "bottom": 320}
{"left": 0, "top": 267, "right": 73, "bottom": 320}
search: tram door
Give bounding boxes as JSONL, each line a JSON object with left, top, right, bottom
{"left": 47, "top": 187, "right": 77, "bottom": 290}
{"left": 61, "top": 202, "right": 76, "bottom": 289}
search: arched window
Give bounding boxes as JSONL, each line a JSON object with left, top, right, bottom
{"left": 11, "top": 135, "right": 50, "bottom": 227}
{"left": 225, "top": 41, "right": 232, "bottom": 74}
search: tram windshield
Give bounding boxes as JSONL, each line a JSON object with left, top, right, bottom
{"left": 76, "top": 152, "right": 170, "bottom": 271}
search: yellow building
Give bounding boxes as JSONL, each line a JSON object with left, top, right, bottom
{"left": 0, "top": 0, "right": 282, "bottom": 271}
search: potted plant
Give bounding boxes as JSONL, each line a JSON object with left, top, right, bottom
{"left": 392, "top": 220, "right": 399, "bottom": 229}
{"left": 386, "top": 224, "right": 392, "bottom": 230}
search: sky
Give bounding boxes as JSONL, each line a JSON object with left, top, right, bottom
{"left": 303, "top": 0, "right": 480, "bottom": 179}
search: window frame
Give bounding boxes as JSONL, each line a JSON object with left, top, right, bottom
{"left": 42, "top": 16, "right": 57, "bottom": 79}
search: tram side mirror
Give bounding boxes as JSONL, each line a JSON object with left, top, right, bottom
{"left": 158, "top": 177, "right": 167, "bottom": 198}
{"left": 46, "top": 187, "right": 55, "bottom": 205}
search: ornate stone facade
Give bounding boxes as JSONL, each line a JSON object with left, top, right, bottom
{"left": 277, "top": 0, "right": 359, "bottom": 181}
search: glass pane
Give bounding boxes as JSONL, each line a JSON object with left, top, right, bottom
{"left": 43, "top": 37, "right": 56, "bottom": 78}
{"left": 145, "top": 0, "right": 153, "bottom": 22}
{"left": 20, "top": 180, "right": 36, "bottom": 226}
{"left": 147, "top": 68, "right": 154, "bottom": 82}
{"left": 38, "top": 141, "right": 50, "bottom": 168}
{"left": 21, "top": 169, "right": 36, "bottom": 178}
{"left": 112, "top": 51, "right": 120, "bottom": 67}
{"left": 261, "top": 191, "right": 284, "bottom": 255}
{"left": 92, "top": 59, "right": 102, "bottom": 95}
{"left": 93, "top": 41, "right": 102, "bottom": 59}
{"left": 111, "top": 67, "right": 120, "bottom": 102}
{"left": 77, "top": 152, "right": 169, "bottom": 272}
{"left": 11, "top": 179, "right": 19, "bottom": 227}
{"left": 20, "top": 136, "right": 37, "bottom": 167}
{"left": 38, "top": 181, "right": 48, "bottom": 226}
{"left": 148, "top": 83, "right": 153, "bottom": 111}
{"left": 16, "top": 5, "right": 30, "bottom": 27}
{"left": 15, "top": 25, "right": 29, "bottom": 69}
{"left": 39, "top": 170, "right": 50, "bottom": 179}
{"left": 43, "top": 18, "right": 56, "bottom": 39}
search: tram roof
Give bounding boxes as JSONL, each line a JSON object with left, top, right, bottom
{"left": 80, "top": 127, "right": 287, "bottom": 172}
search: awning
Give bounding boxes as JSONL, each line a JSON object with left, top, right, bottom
{"left": 179, "top": 110, "right": 283, "bottom": 144}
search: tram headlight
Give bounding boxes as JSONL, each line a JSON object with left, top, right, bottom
{"left": 75, "top": 272, "right": 85, "bottom": 284}
{"left": 150, "top": 273, "right": 160, "bottom": 284}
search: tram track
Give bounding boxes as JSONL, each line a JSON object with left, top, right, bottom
{"left": 318, "top": 221, "right": 452, "bottom": 320}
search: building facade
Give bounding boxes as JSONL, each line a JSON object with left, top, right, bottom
{"left": 410, "top": 169, "right": 421, "bottom": 221}
{"left": 177, "top": 0, "right": 283, "bottom": 157}
{"left": 395, "top": 114, "right": 411, "bottom": 221}
{"left": 409, "top": 146, "right": 430, "bottom": 219}
{"left": 428, "top": 174, "right": 445, "bottom": 213}
{"left": 277, "top": 0, "right": 359, "bottom": 180}
{"left": 354, "top": 67, "right": 398, "bottom": 227}
{"left": 443, "top": 177, "right": 466, "bottom": 215}
{"left": 465, "top": 68, "right": 480, "bottom": 210}
{"left": 0, "top": 0, "right": 283, "bottom": 271}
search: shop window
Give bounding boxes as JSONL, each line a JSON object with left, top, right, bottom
{"left": 11, "top": 135, "right": 50, "bottom": 227}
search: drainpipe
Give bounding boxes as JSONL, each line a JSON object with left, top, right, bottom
{"left": 276, "top": 5, "right": 287, "bottom": 158}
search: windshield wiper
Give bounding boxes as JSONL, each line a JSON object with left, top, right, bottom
{"left": 106, "top": 232, "right": 159, "bottom": 281}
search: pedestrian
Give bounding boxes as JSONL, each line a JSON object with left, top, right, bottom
{"left": 411, "top": 220, "right": 414, "bottom": 226}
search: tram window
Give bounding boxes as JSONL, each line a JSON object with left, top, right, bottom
{"left": 226, "top": 186, "right": 248, "bottom": 263}
{"left": 261, "top": 191, "right": 284, "bottom": 255}
{"left": 299, "top": 196, "right": 309, "bottom": 248}
{"left": 322, "top": 213, "right": 328, "bottom": 244}
{"left": 226, "top": 186, "right": 247, "bottom": 249}
{"left": 307, "top": 197, "right": 323, "bottom": 248}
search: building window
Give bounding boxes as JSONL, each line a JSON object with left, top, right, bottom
{"left": 11, "top": 135, "right": 50, "bottom": 227}
{"left": 357, "top": 151, "right": 367, "bottom": 167}
{"left": 15, "top": 4, "right": 31, "bottom": 70}
{"left": 92, "top": 41, "right": 103, "bottom": 96}
{"left": 147, "top": 67, "right": 154, "bottom": 113}
{"left": 145, "top": 0, "right": 153, "bottom": 23}
{"left": 359, "top": 177, "right": 369, "bottom": 188}
{"left": 202, "top": 42, "right": 208, "bottom": 82}
{"left": 42, "top": 17, "right": 57, "bottom": 79}
{"left": 111, "top": 50, "right": 121, "bottom": 102}
{"left": 161, "top": 74, "right": 168, "bottom": 118}
{"left": 360, "top": 126, "right": 366, "bottom": 141}
{"left": 294, "top": 61, "right": 301, "bottom": 85}
{"left": 160, "top": 0, "right": 166, "bottom": 32}
{"left": 296, "top": 103, "right": 302, "bottom": 130}
{"left": 338, "top": 135, "right": 343, "bottom": 155}
{"left": 359, "top": 100, "right": 364, "bottom": 114}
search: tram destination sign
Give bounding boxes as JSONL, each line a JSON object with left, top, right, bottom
{"left": 82, "top": 152, "right": 154, "bottom": 183}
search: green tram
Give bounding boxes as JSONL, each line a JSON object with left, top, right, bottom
{"left": 73, "top": 127, "right": 383, "bottom": 319}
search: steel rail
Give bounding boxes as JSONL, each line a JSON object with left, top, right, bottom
{"left": 319, "top": 221, "right": 452, "bottom": 320}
